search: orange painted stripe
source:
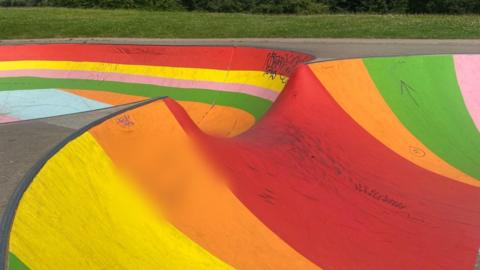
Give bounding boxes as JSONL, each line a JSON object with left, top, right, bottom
{"left": 309, "top": 60, "right": 479, "bottom": 187}
{"left": 89, "top": 100, "right": 320, "bottom": 270}
{"left": 178, "top": 101, "right": 255, "bottom": 137}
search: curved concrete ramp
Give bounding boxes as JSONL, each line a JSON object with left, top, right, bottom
{"left": 0, "top": 45, "right": 479, "bottom": 270}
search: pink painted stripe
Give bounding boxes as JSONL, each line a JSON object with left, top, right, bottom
{"left": 0, "top": 114, "right": 19, "bottom": 123}
{"left": 0, "top": 69, "right": 278, "bottom": 101}
{"left": 453, "top": 55, "right": 480, "bottom": 131}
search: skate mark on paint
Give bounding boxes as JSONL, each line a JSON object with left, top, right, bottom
{"left": 409, "top": 146, "right": 426, "bottom": 157}
{"left": 259, "top": 188, "right": 276, "bottom": 205}
{"left": 400, "top": 80, "right": 419, "bottom": 107}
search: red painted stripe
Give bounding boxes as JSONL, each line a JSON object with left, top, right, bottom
{"left": 0, "top": 44, "right": 312, "bottom": 75}
{"left": 171, "top": 65, "right": 480, "bottom": 270}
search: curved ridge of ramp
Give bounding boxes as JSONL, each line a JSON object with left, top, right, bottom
{"left": 0, "top": 45, "right": 479, "bottom": 270}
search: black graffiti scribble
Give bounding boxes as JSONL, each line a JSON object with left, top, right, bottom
{"left": 116, "top": 47, "right": 165, "bottom": 56}
{"left": 409, "top": 146, "right": 426, "bottom": 157}
{"left": 258, "top": 188, "right": 276, "bottom": 204}
{"left": 264, "top": 51, "right": 309, "bottom": 84}
{"left": 400, "top": 80, "right": 419, "bottom": 107}
{"left": 354, "top": 183, "right": 406, "bottom": 209}
{"left": 116, "top": 114, "right": 135, "bottom": 127}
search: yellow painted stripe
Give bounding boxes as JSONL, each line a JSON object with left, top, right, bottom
{"left": 309, "top": 60, "right": 479, "bottom": 187}
{"left": 0, "top": 60, "right": 285, "bottom": 92}
{"left": 9, "top": 132, "right": 234, "bottom": 270}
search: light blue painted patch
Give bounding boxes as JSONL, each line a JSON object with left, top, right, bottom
{"left": 0, "top": 89, "right": 110, "bottom": 121}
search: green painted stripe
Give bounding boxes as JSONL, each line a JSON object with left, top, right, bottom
{"left": 364, "top": 55, "right": 480, "bottom": 180}
{"left": 8, "top": 252, "right": 29, "bottom": 270}
{"left": 0, "top": 77, "right": 272, "bottom": 119}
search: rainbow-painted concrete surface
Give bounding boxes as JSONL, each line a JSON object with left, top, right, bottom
{"left": 0, "top": 45, "right": 310, "bottom": 124}
{"left": 0, "top": 45, "right": 479, "bottom": 270}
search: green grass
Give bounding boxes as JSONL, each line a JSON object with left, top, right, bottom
{"left": 0, "top": 7, "right": 479, "bottom": 39}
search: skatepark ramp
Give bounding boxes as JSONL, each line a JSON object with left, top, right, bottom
{"left": 0, "top": 44, "right": 479, "bottom": 270}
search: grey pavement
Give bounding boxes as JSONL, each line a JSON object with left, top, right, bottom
{"left": 2, "top": 38, "right": 480, "bottom": 59}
